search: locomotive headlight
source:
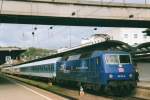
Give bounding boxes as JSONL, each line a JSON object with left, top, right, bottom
{"left": 129, "top": 74, "right": 133, "bottom": 78}
{"left": 109, "top": 74, "right": 113, "bottom": 79}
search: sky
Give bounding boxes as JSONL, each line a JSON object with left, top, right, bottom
{"left": 0, "top": 24, "right": 146, "bottom": 50}
{"left": 0, "top": 24, "right": 110, "bottom": 49}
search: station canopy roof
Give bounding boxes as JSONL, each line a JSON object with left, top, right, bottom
{"left": 133, "top": 42, "right": 150, "bottom": 62}
{"left": 135, "top": 42, "right": 150, "bottom": 54}
{"left": 16, "top": 40, "right": 132, "bottom": 65}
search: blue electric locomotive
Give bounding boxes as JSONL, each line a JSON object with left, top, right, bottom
{"left": 56, "top": 50, "right": 137, "bottom": 94}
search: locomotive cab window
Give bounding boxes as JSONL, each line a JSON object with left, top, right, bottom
{"left": 119, "top": 55, "right": 131, "bottom": 64}
{"left": 105, "top": 55, "right": 119, "bottom": 64}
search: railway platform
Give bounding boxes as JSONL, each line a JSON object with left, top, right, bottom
{"left": 135, "top": 81, "right": 150, "bottom": 100}
{"left": 0, "top": 75, "right": 67, "bottom": 100}
{"left": 138, "top": 81, "right": 150, "bottom": 89}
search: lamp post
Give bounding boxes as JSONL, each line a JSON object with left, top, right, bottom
{"left": 69, "top": 27, "right": 72, "bottom": 48}
{"left": 123, "top": 0, "right": 126, "bottom": 4}
{"left": 145, "top": 0, "right": 147, "bottom": 4}
{"left": 48, "top": 26, "right": 53, "bottom": 37}
{"left": 32, "top": 31, "right": 35, "bottom": 47}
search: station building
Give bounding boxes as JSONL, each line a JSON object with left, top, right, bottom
{"left": 81, "top": 28, "right": 150, "bottom": 46}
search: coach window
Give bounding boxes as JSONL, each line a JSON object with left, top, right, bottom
{"left": 46, "top": 65, "right": 48, "bottom": 72}
{"left": 53, "top": 64, "right": 55, "bottom": 71}
{"left": 38, "top": 66, "right": 41, "bottom": 72}
{"left": 37, "top": 66, "right": 39, "bottom": 72}
{"left": 35, "top": 66, "right": 37, "bottom": 72}
{"left": 39, "top": 66, "right": 41, "bottom": 72}
{"left": 52, "top": 64, "right": 54, "bottom": 72}
{"left": 43, "top": 65, "right": 45, "bottom": 72}
{"left": 40, "top": 66, "right": 42, "bottom": 71}
{"left": 34, "top": 66, "right": 36, "bottom": 72}
{"left": 31, "top": 67, "right": 33, "bottom": 72}
{"left": 35, "top": 67, "right": 37, "bottom": 72}
{"left": 29, "top": 67, "right": 31, "bottom": 72}
{"left": 51, "top": 64, "right": 53, "bottom": 72}
{"left": 48, "top": 65, "right": 51, "bottom": 72}
{"left": 44, "top": 65, "right": 46, "bottom": 72}
{"left": 36, "top": 66, "right": 37, "bottom": 72}
{"left": 33, "top": 66, "right": 34, "bottom": 72}
{"left": 50, "top": 64, "right": 52, "bottom": 72}
{"left": 44, "top": 65, "right": 47, "bottom": 72}
{"left": 43, "top": 66, "right": 45, "bottom": 72}
{"left": 48, "top": 65, "right": 50, "bottom": 72}
{"left": 38, "top": 66, "right": 40, "bottom": 72}
{"left": 45, "top": 65, "right": 48, "bottom": 72}
{"left": 42, "top": 66, "right": 44, "bottom": 72}
{"left": 41, "top": 66, "right": 42, "bottom": 72}
{"left": 32, "top": 66, "right": 34, "bottom": 72}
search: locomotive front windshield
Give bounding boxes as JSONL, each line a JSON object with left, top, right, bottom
{"left": 105, "top": 55, "right": 119, "bottom": 64}
{"left": 119, "top": 55, "right": 131, "bottom": 63}
{"left": 105, "top": 54, "right": 131, "bottom": 64}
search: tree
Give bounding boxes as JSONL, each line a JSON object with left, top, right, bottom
{"left": 21, "top": 47, "right": 57, "bottom": 61}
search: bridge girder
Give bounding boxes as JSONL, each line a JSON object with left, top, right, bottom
{"left": 0, "top": 0, "right": 150, "bottom": 27}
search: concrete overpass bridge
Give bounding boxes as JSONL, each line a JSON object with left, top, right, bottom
{"left": 0, "top": 0, "right": 150, "bottom": 27}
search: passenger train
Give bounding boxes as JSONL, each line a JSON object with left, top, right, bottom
{"left": 2, "top": 50, "right": 137, "bottom": 95}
